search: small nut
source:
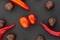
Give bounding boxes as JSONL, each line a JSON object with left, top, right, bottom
{"left": 0, "top": 19, "right": 5, "bottom": 28}
{"left": 7, "top": 34, "right": 16, "bottom": 40}
{"left": 5, "top": 2, "right": 13, "bottom": 11}
{"left": 48, "top": 17, "right": 56, "bottom": 27}
{"left": 36, "top": 34, "right": 45, "bottom": 40}
{"left": 45, "top": 0, "right": 54, "bottom": 10}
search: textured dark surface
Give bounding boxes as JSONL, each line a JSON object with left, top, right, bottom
{"left": 0, "top": 0, "right": 60, "bottom": 40}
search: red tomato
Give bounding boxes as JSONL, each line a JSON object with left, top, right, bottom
{"left": 28, "top": 14, "right": 36, "bottom": 24}
{"left": 19, "top": 16, "right": 30, "bottom": 28}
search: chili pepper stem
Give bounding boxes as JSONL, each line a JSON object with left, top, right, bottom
{"left": 40, "top": 22, "right": 60, "bottom": 37}
{"left": 10, "top": 0, "right": 30, "bottom": 10}
{"left": 0, "top": 24, "right": 15, "bottom": 40}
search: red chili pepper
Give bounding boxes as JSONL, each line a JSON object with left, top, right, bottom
{"left": 40, "top": 21, "right": 60, "bottom": 37}
{"left": 10, "top": 0, "right": 30, "bottom": 10}
{"left": 0, "top": 24, "right": 15, "bottom": 40}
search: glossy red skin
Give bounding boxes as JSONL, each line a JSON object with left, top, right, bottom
{"left": 28, "top": 14, "right": 36, "bottom": 24}
{"left": 10, "top": 0, "right": 30, "bottom": 10}
{"left": 20, "top": 16, "right": 30, "bottom": 29}
{"left": 0, "top": 24, "right": 15, "bottom": 40}
{"left": 40, "top": 22, "right": 60, "bottom": 37}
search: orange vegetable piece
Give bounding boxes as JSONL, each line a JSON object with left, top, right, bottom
{"left": 19, "top": 16, "right": 30, "bottom": 28}
{"left": 28, "top": 14, "right": 36, "bottom": 24}
{"left": 10, "top": 0, "right": 30, "bottom": 10}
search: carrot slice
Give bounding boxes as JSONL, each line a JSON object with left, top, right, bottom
{"left": 19, "top": 16, "right": 30, "bottom": 28}
{"left": 28, "top": 14, "right": 36, "bottom": 24}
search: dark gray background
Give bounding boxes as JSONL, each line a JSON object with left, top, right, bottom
{"left": 0, "top": 0, "right": 60, "bottom": 40}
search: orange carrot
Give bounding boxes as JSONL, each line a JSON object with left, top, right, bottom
{"left": 11, "top": 0, "right": 30, "bottom": 10}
